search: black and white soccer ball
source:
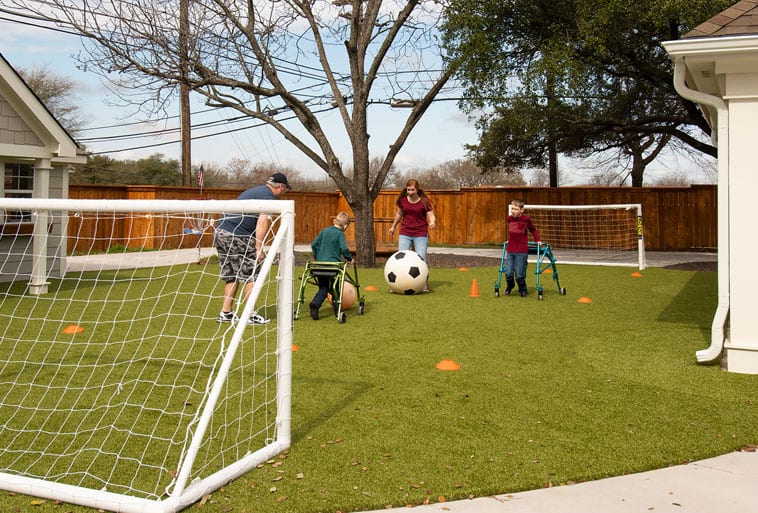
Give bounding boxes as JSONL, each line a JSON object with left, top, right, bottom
{"left": 383, "top": 250, "right": 429, "bottom": 295}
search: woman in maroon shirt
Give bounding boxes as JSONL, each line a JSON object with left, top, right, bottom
{"left": 388, "top": 179, "right": 436, "bottom": 291}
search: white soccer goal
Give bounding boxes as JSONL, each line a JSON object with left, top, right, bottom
{"left": 0, "top": 198, "right": 295, "bottom": 513}
{"left": 524, "top": 204, "right": 646, "bottom": 269}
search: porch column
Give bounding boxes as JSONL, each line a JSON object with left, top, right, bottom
{"left": 724, "top": 72, "right": 758, "bottom": 373}
{"left": 29, "top": 158, "right": 51, "bottom": 295}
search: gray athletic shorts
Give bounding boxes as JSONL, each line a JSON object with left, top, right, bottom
{"left": 214, "top": 229, "right": 261, "bottom": 283}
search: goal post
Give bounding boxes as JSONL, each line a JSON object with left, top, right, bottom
{"left": 0, "top": 198, "right": 295, "bottom": 513}
{"left": 524, "top": 204, "right": 646, "bottom": 270}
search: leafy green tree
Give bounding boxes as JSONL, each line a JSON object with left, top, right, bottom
{"left": 72, "top": 154, "right": 181, "bottom": 185}
{"left": 441, "top": 0, "right": 731, "bottom": 186}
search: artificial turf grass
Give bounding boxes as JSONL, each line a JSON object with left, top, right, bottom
{"left": 238, "top": 264, "right": 756, "bottom": 513}
{"left": 5, "top": 263, "right": 758, "bottom": 513}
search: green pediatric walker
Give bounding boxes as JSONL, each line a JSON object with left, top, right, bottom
{"left": 494, "top": 241, "right": 567, "bottom": 300}
{"left": 295, "top": 261, "right": 365, "bottom": 323}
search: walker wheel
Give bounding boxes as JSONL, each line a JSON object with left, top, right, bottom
{"left": 538, "top": 292, "right": 544, "bottom": 301}
{"left": 338, "top": 312, "right": 347, "bottom": 323}
{"left": 494, "top": 286, "right": 500, "bottom": 297}
{"left": 560, "top": 287, "right": 567, "bottom": 296}
{"left": 359, "top": 302, "right": 365, "bottom": 315}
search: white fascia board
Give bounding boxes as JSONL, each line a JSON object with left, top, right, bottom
{"left": 663, "top": 35, "right": 758, "bottom": 58}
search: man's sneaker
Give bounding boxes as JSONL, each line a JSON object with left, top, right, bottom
{"left": 309, "top": 303, "right": 319, "bottom": 320}
{"left": 216, "top": 311, "right": 239, "bottom": 323}
{"left": 248, "top": 314, "right": 271, "bottom": 325}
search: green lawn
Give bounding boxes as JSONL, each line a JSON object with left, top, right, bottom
{"left": 3, "top": 262, "right": 757, "bottom": 513}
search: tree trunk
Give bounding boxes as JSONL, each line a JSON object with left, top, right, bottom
{"left": 548, "top": 139, "right": 558, "bottom": 187}
{"left": 349, "top": 200, "right": 376, "bottom": 267}
{"left": 630, "top": 153, "right": 645, "bottom": 187}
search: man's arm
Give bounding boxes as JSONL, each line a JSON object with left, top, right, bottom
{"left": 255, "top": 214, "right": 271, "bottom": 259}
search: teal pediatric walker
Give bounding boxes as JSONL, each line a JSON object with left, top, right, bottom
{"left": 494, "top": 241, "right": 567, "bottom": 300}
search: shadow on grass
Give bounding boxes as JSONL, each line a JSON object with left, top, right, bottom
{"left": 657, "top": 272, "right": 717, "bottom": 338}
{"left": 290, "top": 376, "right": 371, "bottom": 443}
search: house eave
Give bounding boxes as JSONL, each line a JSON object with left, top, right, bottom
{"left": 663, "top": 34, "right": 758, "bottom": 57}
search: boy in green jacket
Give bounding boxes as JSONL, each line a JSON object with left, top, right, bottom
{"left": 309, "top": 211, "right": 354, "bottom": 320}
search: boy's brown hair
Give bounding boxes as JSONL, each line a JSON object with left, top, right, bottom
{"left": 334, "top": 211, "right": 351, "bottom": 229}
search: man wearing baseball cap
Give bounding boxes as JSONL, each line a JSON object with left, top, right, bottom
{"left": 267, "top": 172, "right": 292, "bottom": 190}
{"left": 213, "top": 172, "right": 291, "bottom": 325}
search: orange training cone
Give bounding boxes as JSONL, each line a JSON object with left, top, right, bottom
{"left": 436, "top": 359, "right": 461, "bottom": 371}
{"left": 577, "top": 297, "right": 593, "bottom": 304}
{"left": 62, "top": 325, "right": 84, "bottom": 334}
{"left": 364, "top": 285, "right": 378, "bottom": 292}
{"left": 469, "top": 279, "right": 480, "bottom": 297}
{"left": 631, "top": 272, "right": 642, "bottom": 278}
{"left": 459, "top": 267, "right": 469, "bottom": 272}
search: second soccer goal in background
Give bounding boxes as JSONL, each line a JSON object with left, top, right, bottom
{"left": 524, "top": 204, "right": 646, "bottom": 270}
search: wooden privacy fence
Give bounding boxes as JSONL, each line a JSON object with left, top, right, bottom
{"left": 68, "top": 184, "right": 717, "bottom": 253}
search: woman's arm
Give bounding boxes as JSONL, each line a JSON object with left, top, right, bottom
{"left": 388, "top": 207, "right": 403, "bottom": 236}
{"left": 427, "top": 210, "right": 436, "bottom": 230}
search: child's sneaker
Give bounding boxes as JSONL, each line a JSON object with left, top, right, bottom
{"left": 216, "top": 311, "right": 239, "bottom": 323}
{"left": 248, "top": 313, "right": 271, "bottom": 325}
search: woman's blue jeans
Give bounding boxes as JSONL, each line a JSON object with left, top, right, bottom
{"left": 398, "top": 234, "right": 429, "bottom": 262}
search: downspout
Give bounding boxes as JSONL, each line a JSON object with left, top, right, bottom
{"left": 671, "top": 59, "right": 729, "bottom": 363}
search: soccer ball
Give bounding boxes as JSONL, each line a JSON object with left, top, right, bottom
{"left": 384, "top": 250, "right": 429, "bottom": 295}
{"left": 328, "top": 281, "right": 357, "bottom": 310}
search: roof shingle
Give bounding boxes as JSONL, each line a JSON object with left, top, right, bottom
{"left": 685, "top": 0, "right": 758, "bottom": 38}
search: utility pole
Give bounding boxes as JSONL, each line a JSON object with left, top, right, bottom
{"left": 179, "top": 0, "right": 191, "bottom": 186}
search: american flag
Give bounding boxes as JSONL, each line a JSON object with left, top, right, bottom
{"left": 197, "top": 165, "right": 204, "bottom": 189}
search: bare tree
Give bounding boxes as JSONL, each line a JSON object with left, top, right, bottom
{"left": 649, "top": 171, "right": 691, "bottom": 186}
{"left": 525, "top": 168, "right": 550, "bottom": 187}
{"left": 11, "top": 0, "right": 457, "bottom": 265}
{"left": 225, "top": 158, "right": 253, "bottom": 185}
{"left": 17, "top": 64, "right": 85, "bottom": 136}
{"left": 398, "top": 159, "right": 524, "bottom": 189}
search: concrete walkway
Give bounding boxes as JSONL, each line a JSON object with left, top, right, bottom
{"left": 359, "top": 450, "right": 758, "bottom": 513}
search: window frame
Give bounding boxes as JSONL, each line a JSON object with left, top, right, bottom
{"left": 2, "top": 161, "right": 35, "bottom": 228}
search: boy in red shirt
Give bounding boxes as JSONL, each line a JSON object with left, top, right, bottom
{"left": 505, "top": 199, "right": 540, "bottom": 297}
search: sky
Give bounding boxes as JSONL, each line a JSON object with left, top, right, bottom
{"left": 0, "top": 15, "right": 481, "bottom": 181}
{"left": 0, "top": 10, "right": 716, "bottom": 185}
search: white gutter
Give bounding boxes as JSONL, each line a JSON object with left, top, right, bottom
{"left": 671, "top": 59, "right": 729, "bottom": 364}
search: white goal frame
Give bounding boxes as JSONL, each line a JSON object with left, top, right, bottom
{"left": 524, "top": 203, "right": 646, "bottom": 270}
{"left": 0, "top": 198, "right": 295, "bottom": 513}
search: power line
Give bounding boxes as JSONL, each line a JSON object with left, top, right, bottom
{"left": 2, "top": 5, "right": 466, "bottom": 159}
{"left": 86, "top": 103, "right": 339, "bottom": 155}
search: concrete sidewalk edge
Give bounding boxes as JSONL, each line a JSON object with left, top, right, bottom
{"left": 359, "top": 450, "right": 758, "bottom": 513}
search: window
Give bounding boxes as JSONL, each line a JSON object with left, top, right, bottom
{"left": 3, "top": 162, "right": 34, "bottom": 223}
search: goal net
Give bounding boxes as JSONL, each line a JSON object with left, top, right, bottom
{"left": 524, "top": 204, "right": 646, "bottom": 269}
{"left": 0, "top": 198, "right": 295, "bottom": 513}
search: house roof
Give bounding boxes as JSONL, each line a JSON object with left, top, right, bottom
{"left": 685, "top": 0, "right": 758, "bottom": 38}
{"left": 663, "top": 1, "right": 758, "bottom": 145}
{"left": 0, "top": 52, "right": 86, "bottom": 164}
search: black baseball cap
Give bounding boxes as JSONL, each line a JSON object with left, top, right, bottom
{"left": 268, "top": 172, "right": 292, "bottom": 189}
